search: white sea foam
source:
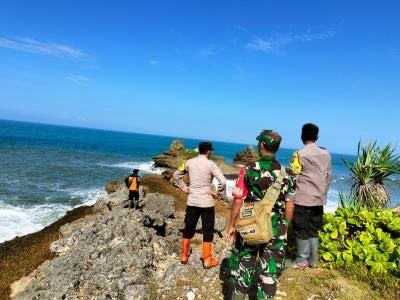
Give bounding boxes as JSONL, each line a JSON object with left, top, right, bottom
{"left": 67, "top": 187, "right": 107, "bottom": 206}
{"left": 0, "top": 201, "right": 71, "bottom": 243}
{"left": 326, "top": 188, "right": 340, "bottom": 212}
{"left": 1, "top": 160, "right": 165, "bottom": 243}
{"left": 98, "top": 161, "right": 166, "bottom": 175}
{"left": 0, "top": 187, "right": 106, "bottom": 243}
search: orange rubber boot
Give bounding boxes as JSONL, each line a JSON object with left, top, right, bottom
{"left": 180, "top": 238, "right": 191, "bottom": 264}
{"left": 202, "top": 242, "right": 219, "bottom": 269}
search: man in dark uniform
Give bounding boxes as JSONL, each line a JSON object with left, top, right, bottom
{"left": 125, "top": 169, "right": 140, "bottom": 209}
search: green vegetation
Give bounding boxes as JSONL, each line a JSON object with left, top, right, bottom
{"left": 320, "top": 207, "right": 400, "bottom": 275}
{"left": 319, "top": 207, "right": 400, "bottom": 298}
{"left": 319, "top": 142, "right": 400, "bottom": 298}
{"left": 175, "top": 149, "right": 198, "bottom": 160}
{"left": 342, "top": 141, "right": 400, "bottom": 208}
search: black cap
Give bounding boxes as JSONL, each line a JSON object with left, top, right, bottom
{"left": 198, "top": 142, "right": 214, "bottom": 153}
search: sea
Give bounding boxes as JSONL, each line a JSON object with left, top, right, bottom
{"left": 1, "top": 119, "right": 399, "bottom": 243}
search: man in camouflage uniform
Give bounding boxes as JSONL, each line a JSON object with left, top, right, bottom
{"left": 227, "top": 130, "right": 295, "bottom": 299}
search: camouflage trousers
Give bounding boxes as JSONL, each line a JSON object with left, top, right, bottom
{"left": 229, "top": 237, "right": 287, "bottom": 299}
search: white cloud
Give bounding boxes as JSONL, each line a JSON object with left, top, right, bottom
{"left": 246, "top": 30, "right": 335, "bottom": 53}
{"left": 148, "top": 59, "right": 159, "bottom": 65}
{"left": 0, "top": 36, "right": 86, "bottom": 59}
{"left": 64, "top": 75, "right": 89, "bottom": 85}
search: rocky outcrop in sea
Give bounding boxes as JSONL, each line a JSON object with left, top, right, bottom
{"left": 11, "top": 184, "right": 232, "bottom": 300}
{"left": 233, "top": 145, "right": 259, "bottom": 166}
{"left": 153, "top": 140, "right": 240, "bottom": 177}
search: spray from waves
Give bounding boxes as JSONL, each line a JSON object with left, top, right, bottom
{"left": 0, "top": 187, "right": 107, "bottom": 243}
{"left": 63, "top": 187, "right": 107, "bottom": 206}
{"left": 98, "top": 161, "right": 166, "bottom": 175}
{"left": 326, "top": 188, "right": 340, "bottom": 213}
{"left": 0, "top": 201, "right": 71, "bottom": 243}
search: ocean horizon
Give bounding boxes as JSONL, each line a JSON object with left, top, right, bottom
{"left": 1, "top": 119, "right": 399, "bottom": 243}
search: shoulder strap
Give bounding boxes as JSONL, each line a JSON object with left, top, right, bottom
{"left": 261, "top": 166, "right": 286, "bottom": 204}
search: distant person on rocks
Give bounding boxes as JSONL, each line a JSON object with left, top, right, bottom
{"left": 173, "top": 141, "right": 226, "bottom": 269}
{"left": 288, "top": 123, "right": 332, "bottom": 269}
{"left": 125, "top": 169, "right": 141, "bottom": 209}
{"left": 227, "top": 129, "right": 296, "bottom": 300}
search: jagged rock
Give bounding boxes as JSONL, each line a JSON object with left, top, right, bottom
{"left": 15, "top": 207, "right": 155, "bottom": 299}
{"left": 153, "top": 153, "right": 182, "bottom": 169}
{"left": 105, "top": 180, "right": 124, "bottom": 194}
{"left": 169, "top": 140, "right": 185, "bottom": 152}
{"left": 12, "top": 183, "right": 233, "bottom": 300}
{"left": 142, "top": 193, "right": 175, "bottom": 236}
{"left": 94, "top": 187, "right": 146, "bottom": 213}
{"left": 233, "top": 145, "right": 259, "bottom": 166}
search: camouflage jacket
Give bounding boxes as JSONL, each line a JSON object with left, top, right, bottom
{"left": 244, "top": 155, "right": 296, "bottom": 220}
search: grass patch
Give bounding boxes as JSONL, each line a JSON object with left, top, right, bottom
{"left": 279, "top": 268, "right": 375, "bottom": 300}
{"left": 339, "top": 263, "right": 400, "bottom": 300}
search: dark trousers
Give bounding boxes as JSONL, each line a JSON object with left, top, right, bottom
{"left": 128, "top": 191, "right": 140, "bottom": 209}
{"left": 128, "top": 190, "right": 139, "bottom": 200}
{"left": 183, "top": 205, "right": 215, "bottom": 242}
{"left": 292, "top": 204, "right": 324, "bottom": 240}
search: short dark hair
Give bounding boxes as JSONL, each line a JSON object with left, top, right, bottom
{"left": 261, "top": 141, "right": 280, "bottom": 153}
{"left": 199, "top": 142, "right": 213, "bottom": 154}
{"left": 301, "top": 123, "right": 319, "bottom": 142}
{"left": 132, "top": 169, "right": 139, "bottom": 174}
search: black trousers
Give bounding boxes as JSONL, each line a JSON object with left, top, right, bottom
{"left": 292, "top": 204, "right": 324, "bottom": 240}
{"left": 183, "top": 205, "right": 215, "bottom": 242}
{"left": 128, "top": 190, "right": 139, "bottom": 200}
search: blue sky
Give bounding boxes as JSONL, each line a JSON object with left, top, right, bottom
{"left": 0, "top": 1, "right": 399, "bottom": 154}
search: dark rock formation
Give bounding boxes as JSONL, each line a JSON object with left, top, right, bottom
{"left": 233, "top": 145, "right": 259, "bottom": 166}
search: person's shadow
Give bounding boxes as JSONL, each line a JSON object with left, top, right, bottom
{"left": 219, "top": 257, "right": 232, "bottom": 300}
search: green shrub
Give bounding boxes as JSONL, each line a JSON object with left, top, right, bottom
{"left": 319, "top": 206, "right": 400, "bottom": 276}
{"left": 175, "top": 149, "right": 198, "bottom": 160}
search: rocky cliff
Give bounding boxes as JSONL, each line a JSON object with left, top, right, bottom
{"left": 8, "top": 175, "right": 382, "bottom": 300}
{"left": 11, "top": 183, "right": 232, "bottom": 300}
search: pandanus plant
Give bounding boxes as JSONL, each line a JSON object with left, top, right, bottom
{"left": 343, "top": 142, "right": 400, "bottom": 208}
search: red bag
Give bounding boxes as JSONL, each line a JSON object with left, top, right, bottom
{"left": 232, "top": 167, "right": 248, "bottom": 199}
